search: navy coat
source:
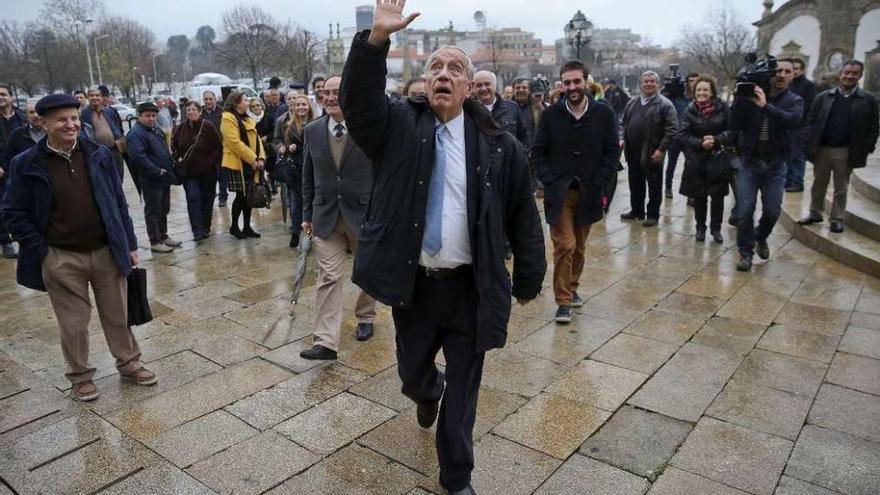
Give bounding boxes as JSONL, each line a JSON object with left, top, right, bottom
{"left": 126, "top": 122, "right": 175, "bottom": 185}
{"left": 0, "top": 138, "right": 138, "bottom": 291}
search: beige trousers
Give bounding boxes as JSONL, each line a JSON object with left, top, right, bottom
{"left": 313, "top": 215, "right": 377, "bottom": 351}
{"left": 41, "top": 246, "right": 143, "bottom": 384}
{"left": 809, "top": 147, "right": 851, "bottom": 222}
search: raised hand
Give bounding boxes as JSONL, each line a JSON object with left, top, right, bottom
{"left": 368, "top": 0, "right": 420, "bottom": 46}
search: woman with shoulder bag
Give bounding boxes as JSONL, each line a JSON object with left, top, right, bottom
{"left": 172, "top": 101, "right": 222, "bottom": 242}
{"left": 220, "top": 91, "right": 267, "bottom": 239}
{"left": 273, "top": 93, "right": 315, "bottom": 248}
{"left": 679, "top": 75, "right": 733, "bottom": 243}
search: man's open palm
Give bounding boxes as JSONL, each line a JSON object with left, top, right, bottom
{"left": 373, "top": 0, "right": 420, "bottom": 36}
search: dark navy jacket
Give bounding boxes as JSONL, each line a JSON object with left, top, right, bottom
{"left": 126, "top": 122, "right": 175, "bottom": 185}
{"left": 731, "top": 88, "right": 803, "bottom": 164}
{"left": 80, "top": 105, "right": 124, "bottom": 141}
{"left": 0, "top": 138, "right": 138, "bottom": 291}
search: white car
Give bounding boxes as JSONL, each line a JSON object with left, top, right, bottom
{"left": 111, "top": 104, "right": 137, "bottom": 128}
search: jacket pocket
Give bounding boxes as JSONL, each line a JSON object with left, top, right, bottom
{"left": 358, "top": 220, "right": 386, "bottom": 242}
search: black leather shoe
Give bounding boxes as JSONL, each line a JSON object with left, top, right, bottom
{"left": 642, "top": 218, "right": 659, "bottom": 227}
{"left": 798, "top": 213, "right": 823, "bottom": 225}
{"left": 417, "top": 397, "right": 441, "bottom": 428}
{"left": 736, "top": 256, "right": 753, "bottom": 272}
{"left": 756, "top": 240, "right": 770, "bottom": 260}
{"left": 785, "top": 185, "right": 804, "bottom": 193}
{"left": 695, "top": 229, "right": 706, "bottom": 242}
{"left": 356, "top": 323, "right": 374, "bottom": 341}
{"left": 243, "top": 227, "right": 261, "bottom": 238}
{"left": 620, "top": 211, "right": 645, "bottom": 221}
{"left": 299, "top": 345, "right": 337, "bottom": 360}
{"left": 711, "top": 230, "right": 723, "bottom": 244}
{"left": 830, "top": 220, "right": 845, "bottom": 233}
{"left": 229, "top": 226, "right": 246, "bottom": 239}
{"left": 448, "top": 485, "right": 477, "bottom": 495}
{"left": 289, "top": 231, "right": 300, "bottom": 248}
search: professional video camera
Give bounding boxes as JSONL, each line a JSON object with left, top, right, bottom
{"left": 735, "top": 53, "right": 777, "bottom": 98}
{"left": 662, "top": 64, "right": 686, "bottom": 99}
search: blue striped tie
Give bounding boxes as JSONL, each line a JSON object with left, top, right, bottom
{"left": 423, "top": 124, "right": 446, "bottom": 256}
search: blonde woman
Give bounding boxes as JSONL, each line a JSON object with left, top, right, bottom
{"left": 220, "top": 91, "right": 266, "bottom": 239}
{"left": 273, "top": 92, "right": 315, "bottom": 247}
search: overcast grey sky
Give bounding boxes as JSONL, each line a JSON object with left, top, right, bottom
{"left": 6, "top": 0, "right": 771, "bottom": 48}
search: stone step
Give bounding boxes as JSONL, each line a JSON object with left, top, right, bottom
{"left": 852, "top": 162, "right": 880, "bottom": 204}
{"left": 822, "top": 185, "right": 880, "bottom": 241}
{"left": 781, "top": 182, "right": 880, "bottom": 278}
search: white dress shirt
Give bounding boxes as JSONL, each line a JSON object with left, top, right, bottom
{"left": 482, "top": 97, "right": 497, "bottom": 113}
{"left": 327, "top": 116, "right": 347, "bottom": 136}
{"left": 420, "top": 111, "right": 472, "bottom": 268}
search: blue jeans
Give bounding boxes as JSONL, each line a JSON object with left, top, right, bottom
{"left": 665, "top": 138, "right": 684, "bottom": 190}
{"left": 183, "top": 174, "right": 217, "bottom": 237}
{"left": 217, "top": 163, "right": 228, "bottom": 202}
{"left": 736, "top": 158, "right": 786, "bottom": 258}
{"left": 785, "top": 128, "right": 807, "bottom": 188}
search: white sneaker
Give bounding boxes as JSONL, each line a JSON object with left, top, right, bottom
{"left": 163, "top": 237, "right": 182, "bottom": 247}
{"left": 151, "top": 243, "right": 173, "bottom": 253}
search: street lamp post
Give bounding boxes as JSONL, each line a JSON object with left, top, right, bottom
{"left": 152, "top": 54, "right": 159, "bottom": 90}
{"left": 75, "top": 17, "right": 95, "bottom": 87}
{"left": 565, "top": 10, "right": 594, "bottom": 61}
{"left": 94, "top": 34, "right": 109, "bottom": 84}
{"left": 132, "top": 67, "right": 139, "bottom": 101}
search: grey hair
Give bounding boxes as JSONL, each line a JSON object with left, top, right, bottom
{"left": 202, "top": 90, "right": 216, "bottom": 98}
{"left": 641, "top": 71, "right": 660, "bottom": 82}
{"left": 425, "top": 45, "right": 475, "bottom": 80}
{"left": 474, "top": 70, "right": 497, "bottom": 86}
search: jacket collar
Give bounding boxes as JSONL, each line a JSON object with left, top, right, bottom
{"left": 21, "top": 137, "right": 101, "bottom": 179}
{"left": 831, "top": 86, "right": 863, "bottom": 98}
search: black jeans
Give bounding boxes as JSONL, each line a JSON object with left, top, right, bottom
{"left": 217, "top": 163, "right": 229, "bottom": 201}
{"left": 183, "top": 174, "right": 217, "bottom": 236}
{"left": 142, "top": 183, "right": 170, "bottom": 244}
{"left": 392, "top": 268, "right": 484, "bottom": 492}
{"left": 664, "top": 138, "right": 684, "bottom": 190}
{"left": 693, "top": 194, "right": 724, "bottom": 232}
{"left": 0, "top": 178, "right": 10, "bottom": 244}
{"left": 627, "top": 151, "right": 663, "bottom": 219}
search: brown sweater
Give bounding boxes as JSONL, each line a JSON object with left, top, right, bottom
{"left": 45, "top": 149, "right": 108, "bottom": 252}
{"left": 172, "top": 118, "right": 223, "bottom": 177}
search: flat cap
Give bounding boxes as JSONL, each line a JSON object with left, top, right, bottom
{"left": 529, "top": 80, "right": 546, "bottom": 95}
{"left": 137, "top": 102, "right": 159, "bottom": 114}
{"left": 35, "top": 94, "right": 81, "bottom": 116}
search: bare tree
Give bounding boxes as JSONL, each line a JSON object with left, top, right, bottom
{"left": 95, "top": 17, "right": 156, "bottom": 99}
{"left": 0, "top": 21, "right": 40, "bottom": 95}
{"left": 217, "top": 4, "right": 281, "bottom": 88}
{"left": 277, "top": 23, "right": 325, "bottom": 84}
{"left": 678, "top": 2, "right": 756, "bottom": 94}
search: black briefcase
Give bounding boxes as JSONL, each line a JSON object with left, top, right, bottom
{"left": 127, "top": 267, "right": 153, "bottom": 326}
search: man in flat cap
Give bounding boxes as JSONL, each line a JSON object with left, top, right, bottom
{"left": 0, "top": 94, "right": 156, "bottom": 402}
{"left": 126, "top": 102, "right": 179, "bottom": 253}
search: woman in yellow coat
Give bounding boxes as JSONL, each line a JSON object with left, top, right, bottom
{"left": 220, "top": 91, "right": 267, "bottom": 239}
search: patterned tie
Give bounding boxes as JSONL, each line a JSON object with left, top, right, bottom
{"left": 333, "top": 123, "right": 345, "bottom": 138}
{"left": 423, "top": 124, "right": 446, "bottom": 256}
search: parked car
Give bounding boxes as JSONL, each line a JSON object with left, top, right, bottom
{"left": 112, "top": 104, "right": 137, "bottom": 129}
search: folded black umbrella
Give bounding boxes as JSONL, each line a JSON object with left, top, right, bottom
{"left": 127, "top": 267, "right": 153, "bottom": 326}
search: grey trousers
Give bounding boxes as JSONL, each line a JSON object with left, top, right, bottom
{"left": 809, "top": 147, "right": 851, "bottom": 222}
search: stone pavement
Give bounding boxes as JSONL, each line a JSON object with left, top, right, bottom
{"left": 1, "top": 167, "right": 879, "bottom": 495}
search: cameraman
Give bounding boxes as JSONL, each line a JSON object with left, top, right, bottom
{"left": 731, "top": 59, "right": 803, "bottom": 272}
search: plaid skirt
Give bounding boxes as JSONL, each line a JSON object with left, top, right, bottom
{"left": 225, "top": 165, "right": 254, "bottom": 194}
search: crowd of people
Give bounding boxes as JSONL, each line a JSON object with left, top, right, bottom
{"left": 0, "top": 0, "right": 878, "bottom": 492}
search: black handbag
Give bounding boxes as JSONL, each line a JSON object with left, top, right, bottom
{"left": 236, "top": 116, "right": 272, "bottom": 209}
{"left": 127, "top": 267, "right": 153, "bottom": 326}
{"left": 707, "top": 146, "right": 740, "bottom": 182}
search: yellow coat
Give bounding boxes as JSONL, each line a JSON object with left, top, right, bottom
{"left": 220, "top": 111, "right": 266, "bottom": 171}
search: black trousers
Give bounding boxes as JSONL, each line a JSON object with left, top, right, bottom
{"left": 693, "top": 194, "right": 724, "bottom": 231}
{"left": 142, "top": 183, "right": 170, "bottom": 244}
{"left": 392, "top": 268, "right": 485, "bottom": 492}
{"left": 627, "top": 149, "right": 663, "bottom": 219}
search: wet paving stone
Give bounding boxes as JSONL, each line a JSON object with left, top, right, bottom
{"left": 186, "top": 430, "right": 319, "bottom": 495}
{"left": 545, "top": 360, "right": 648, "bottom": 411}
{"left": 95, "top": 462, "right": 217, "bottom": 495}
{"left": 226, "top": 363, "right": 366, "bottom": 430}
{"left": 533, "top": 454, "right": 650, "bottom": 495}
{"left": 647, "top": 467, "right": 750, "bottom": 495}
{"left": 773, "top": 301, "right": 851, "bottom": 336}
{"left": 629, "top": 343, "right": 743, "bottom": 421}
{"left": 838, "top": 325, "right": 880, "bottom": 360}
{"left": 268, "top": 444, "right": 424, "bottom": 495}
{"left": 513, "top": 315, "right": 624, "bottom": 366}
{"left": 808, "top": 384, "right": 880, "bottom": 443}
{"left": 481, "top": 349, "right": 567, "bottom": 397}
{"left": 621, "top": 309, "right": 705, "bottom": 346}
{"left": 691, "top": 316, "right": 767, "bottom": 355}
{"left": 590, "top": 333, "right": 679, "bottom": 374}
{"left": 773, "top": 476, "right": 843, "bottom": 495}
{"left": 146, "top": 410, "right": 259, "bottom": 468}
{"left": 671, "top": 417, "right": 793, "bottom": 495}
{"left": 274, "top": 392, "right": 396, "bottom": 455}
{"left": 732, "top": 349, "right": 828, "bottom": 397}
{"left": 756, "top": 324, "right": 840, "bottom": 363}
{"left": 581, "top": 405, "right": 692, "bottom": 477}
{"left": 493, "top": 393, "right": 611, "bottom": 459}
{"left": 359, "top": 407, "right": 438, "bottom": 475}
{"left": 785, "top": 426, "right": 880, "bottom": 495}
{"left": 469, "top": 434, "right": 562, "bottom": 495}
{"left": 826, "top": 352, "right": 880, "bottom": 395}
{"left": 706, "top": 380, "right": 812, "bottom": 440}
